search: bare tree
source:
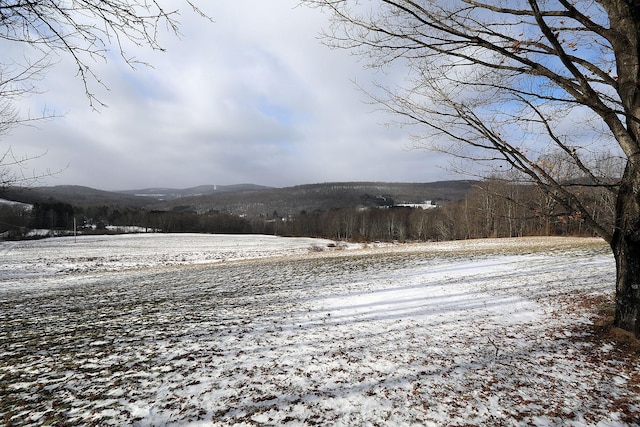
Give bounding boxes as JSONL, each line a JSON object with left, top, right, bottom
{"left": 1, "top": 1, "right": 206, "bottom": 107}
{"left": 0, "top": 1, "right": 206, "bottom": 185}
{"left": 304, "top": 0, "right": 640, "bottom": 335}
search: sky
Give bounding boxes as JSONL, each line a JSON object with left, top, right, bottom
{"left": 3, "top": 1, "right": 461, "bottom": 191}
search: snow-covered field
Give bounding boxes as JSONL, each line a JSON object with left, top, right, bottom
{"left": 1, "top": 234, "right": 638, "bottom": 426}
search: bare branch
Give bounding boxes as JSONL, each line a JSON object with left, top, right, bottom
{"left": 0, "top": 1, "right": 208, "bottom": 108}
{"left": 0, "top": 147, "right": 67, "bottom": 189}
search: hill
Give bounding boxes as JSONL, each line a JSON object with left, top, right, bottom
{"left": 1, "top": 185, "right": 151, "bottom": 208}
{"left": 117, "top": 184, "right": 273, "bottom": 201}
{"left": 150, "top": 181, "right": 476, "bottom": 216}
{"left": 1, "top": 181, "right": 477, "bottom": 216}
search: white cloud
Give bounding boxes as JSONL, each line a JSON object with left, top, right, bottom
{"left": 2, "top": 0, "right": 458, "bottom": 190}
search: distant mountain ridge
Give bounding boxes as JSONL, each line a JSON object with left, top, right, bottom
{"left": 141, "top": 181, "right": 477, "bottom": 216}
{"left": 117, "top": 184, "right": 273, "bottom": 200}
{"left": 2, "top": 180, "right": 477, "bottom": 217}
{"left": 1, "top": 185, "right": 150, "bottom": 207}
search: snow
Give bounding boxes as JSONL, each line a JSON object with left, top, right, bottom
{"left": 0, "top": 233, "right": 337, "bottom": 283}
{"left": 0, "top": 234, "right": 638, "bottom": 426}
{"left": 0, "top": 198, "right": 31, "bottom": 209}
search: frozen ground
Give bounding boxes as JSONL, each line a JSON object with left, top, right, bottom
{"left": 0, "top": 234, "right": 339, "bottom": 282}
{"left": 0, "top": 234, "right": 638, "bottom": 426}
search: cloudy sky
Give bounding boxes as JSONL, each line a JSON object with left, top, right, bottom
{"left": 4, "top": 1, "right": 461, "bottom": 191}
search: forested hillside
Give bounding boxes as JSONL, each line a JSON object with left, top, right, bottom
{"left": 0, "top": 179, "right": 612, "bottom": 241}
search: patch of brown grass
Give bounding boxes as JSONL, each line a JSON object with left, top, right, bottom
{"left": 588, "top": 297, "right": 640, "bottom": 357}
{"left": 568, "top": 295, "right": 640, "bottom": 423}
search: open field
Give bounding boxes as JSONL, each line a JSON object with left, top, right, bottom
{"left": 1, "top": 234, "right": 638, "bottom": 426}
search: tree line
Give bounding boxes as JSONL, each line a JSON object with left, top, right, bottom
{"left": 0, "top": 178, "right": 612, "bottom": 241}
{"left": 280, "top": 178, "right": 612, "bottom": 241}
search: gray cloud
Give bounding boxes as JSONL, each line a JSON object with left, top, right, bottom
{"left": 4, "top": 1, "right": 460, "bottom": 190}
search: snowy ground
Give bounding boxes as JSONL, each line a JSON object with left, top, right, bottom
{"left": 1, "top": 234, "right": 638, "bottom": 426}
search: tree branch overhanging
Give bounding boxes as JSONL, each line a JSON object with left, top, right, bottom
{"left": 304, "top": 0, "right": 634, "bottom": 241}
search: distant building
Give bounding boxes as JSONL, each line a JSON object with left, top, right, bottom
{"left": 395, "top": 201, "right": 438, "bottom": 209}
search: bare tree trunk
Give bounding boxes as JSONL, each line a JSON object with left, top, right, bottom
{"left": 612, "top": 236, "right": 640, "bottom": 335}
{"left": 612, "top": 163, "right": 640, "bottom": 335}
